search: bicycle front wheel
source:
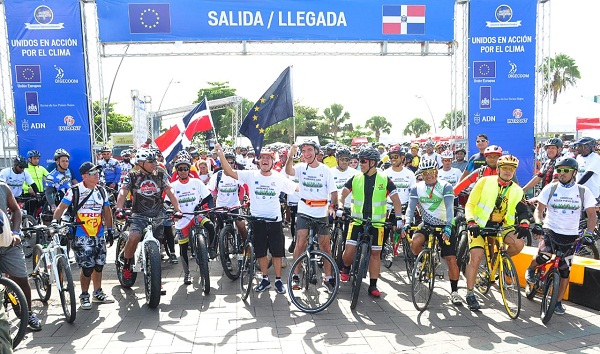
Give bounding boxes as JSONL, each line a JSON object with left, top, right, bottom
{"left": 402, "top": 235, "right": 415, "bottom": 280}
{"left": 456, "top": 229, "right": 470, "bottom": 276}
{"left": 576, "top": 242, "right": 599, "bottom": 260}
{"left": 1, "top": 277, "right": 28, "bottom": 349}
{"left": 32, "top": 245, "right": 51, "bottom": 302}
{"left": 332, "top": 226, "right": 345, "bottom": 269}
{"left": 541, "top": 269, "right": 560, "bottom": 324}
{"left": 525, "top": 268, "right": 542, "bottom": 300}
{"left": 144, "top": 241, "right": 162, "bottom": 309}
{"left": 475, "top": 256, "right": 492, "bottom": 295}
{"left": 21, "top": 215, "right": 37, "bottom": 258}
{"left": 240, "top": 242, "right": 255, "bottom": 301}
{"left": 411, "top": 249, "right": 435, "bottom": 311}
{"left": 56, "top": 256, "right": 76, "bottom": 323}
{"left": 382, "top": 237, "right": 393, "bottom": 269}
{"left": 195, "top": 229, "right": 211, "bottom": 294}
{"left": 219, "top": 225, "right": 242, "bottom": 280}
{"left": 498, "top": 253, "right": 521, "bottom": 319}
{"left": 288, "top": 250, "right": 339, "bottom": 314}
{"left": 116, "top": 232, "right": 137, "bottom": 287}
{"left": 350, "top": 243, "right": 369, "bottom": 310}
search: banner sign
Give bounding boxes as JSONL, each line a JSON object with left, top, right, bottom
{"left": 467, "top": 0, "right": 536, "bottom": 183}
{"left": 5, "top": 0, "right": 92, "bottom": 179}
{"left": 96, "top": 0, "right": 454, "bottom": 43}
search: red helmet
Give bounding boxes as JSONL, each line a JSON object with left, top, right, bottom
{"left": 484, "top": 145, "right": 503, "bottom": 157}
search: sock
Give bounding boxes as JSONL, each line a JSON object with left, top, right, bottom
{"left": 450, "top": 280, "right": 458, "bottom": 292}
{"left": 81, "top": 292, "right": 89, "bottom": 296}
{"left": 342, "top": 266, "right": 350, "bottom": 274}
{"left": 369, "top": 279, "right": 377, "bottom": 288}
{"left": 275, "top": 277, "right": 281, "bottom": 282}
{"left": 93, "top": 288, "right": 102, "bottom": 295}
{"left": 263, "top": 275, "right": 269, "bottom": 281}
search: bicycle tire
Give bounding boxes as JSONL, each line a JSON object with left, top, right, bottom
{"left": 411, "top": 249, "right": 435, "bottom": 311}
{"left": 525, "top": 268, "right": 542, "bottom": 300}
{"left": 402, "top": 235, "right": 415, "bottom": 280}
{"left": 332, "top": 226, "right": 345, "bottom": 268}
{"left": 1, "top": 277, "right": 28, "bottom": 349}
{"left": 32, "top": 244, "right": 51, "bottom": 302}
{"left": 498, "top": 253, "right": 521, "bottom": 319}
{"left": 350, "top": 243, "right": 369, "bottom": 310}
{"left": 21, "top": 214, "right": 37, "bottom": 258}
{"left": 475, "top": 256, "right": 492, "bottom": 295}
{"left": 56, "top": 256, "right": 76, "bottom": 323}
{"left": 195, "top": 228, "right": 211, "bottom": 294}
{"left": 456, "top": 229, "right": 470, "bottom": 276}
{"left": 115, "top": 232, "right": 137, "bottom": 287}
{"left": 382, "top": 237, "right": 393, "bottom": 269}
{"left": 219, "top": 225, "right": 241, "bottom": 280}
{"left": 541, "top": 269, "right": 560, "bottom": 324}
{"left": 288, "top": 250, "right": 339, "bottom": 313}
{"left": 144, "top": 241, "right": 162, "bottom": 309}
{"left": 240, "top": 242, "right": 255, "bottom": 301}
{"left": 575, "top": 243, "right": 599, "bottom": 260}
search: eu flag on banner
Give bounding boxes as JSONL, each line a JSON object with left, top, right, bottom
{"left": 15, "top": 65, "right": 41, "bottom": 83}
{"left": 473, "top": 61, "right": 496, "bottom": 78}
{"left": 129, "top": 3, "right": 171, "bottom": 34}
{"left": 239, "top": 67, "right": 294, "bottom": 156}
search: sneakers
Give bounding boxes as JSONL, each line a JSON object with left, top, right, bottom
{"left": 525, "top": 267, "right": 536, "bottom": 284}
{"left": 291, "top": 275, "right": 301, "bottom": 290}
{"left": 28, "top": 313, "right": 42, "bottom": 331}
{"left": 288, "top": 241, "right": 296, "bottom": 254}
{"left": 368, "top": 286, "right": 381, "bottom": 298}
{"left": 324, "top": 278, "right": 336, "bottom": 294}
{"left": 450, "top": 291, "right": 463, "bottom": 306}
{"left": 274, "top": 279, "right": 286, "bottom": 294}
{"left": 466, "top": 294, "right": 480, "bottom": 311}
{"left": 183, "top": 272, "right": 192, "bottom": 285}
{"left": 340, "top": 270, "right": 350, "bottom": 282}
{"left": 169, "top": 254, "right": 178, "bottom": 264}
{"left": 254, "top": 278, "right": 271, "bottom": 292}
{"left": 555, "top": 302, "right": 566, "bottom": 315}
{"left": 123, "top": 266, "right": 133, "bottom": 281}
{"left": 93, "top": 288, "right": 115, "bottom": 303}
{"left": 80, "top": 293, "right": 92, "bottom": 310}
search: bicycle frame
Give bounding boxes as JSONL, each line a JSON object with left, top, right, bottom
{"left": 32, "top": 232, "right": 69, "bottom": 293}
{"left": 410, "top": 226, "right": 444, "bottom": 277}
{"left": 119, "top": 215, "right": 163, "bottom": 273}
{"left": 481, "top": 229, "right": 510, "bottom": 282}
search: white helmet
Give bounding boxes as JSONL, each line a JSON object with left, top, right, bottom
{"left": 440, "top": 150, "right": 454, "bottom": 159}
{"left": 418, "top": 158, "right": 438, "bottom": 171}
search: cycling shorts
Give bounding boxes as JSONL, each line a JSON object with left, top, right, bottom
{"left": 469, "top": 222, "right": 515, "bottom": 250}
{"left": 346, "top": 223, "right": 385, "bottom": 251}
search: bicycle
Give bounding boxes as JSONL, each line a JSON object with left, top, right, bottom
{"left": 25, "top": 222, "right": 80, "bottom": 323}
{"left": 0, "top": 274, "right": 28, "bottom": 349}
{"left": 330, "top": 209, "right": 349, "bottom": 268}
{"left": 474, "top": 225, "right": 521, "bottom": 319}
{"left": 288, "top": 214, "right": 340, "bottom": 313}
{"left": 218, "top": 208, "right": 245, "bottom": 281}
{"left": 345, "top": 217, "right": 392, "bottom": 310}
{"left": 573, "top": 219, "right": 599, "bottom": 259}
{"left": 409, "top": 225, "right": 446, "bottom": 311}
{"left": 115, "top": 211, "right": 175, "bottom": 308}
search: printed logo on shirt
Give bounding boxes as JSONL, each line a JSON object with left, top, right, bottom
{"left": 139, "top": 180, "right": 159, "bottom": 196}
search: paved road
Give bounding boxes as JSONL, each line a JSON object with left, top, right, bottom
{"left": 16, "top": 235, "right": 600, "bottom": 354}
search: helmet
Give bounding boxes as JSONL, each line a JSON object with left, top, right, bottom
{"left": 173, "top": 156, "right": 191, "bottom": 167}
{"left": 349, "top": 152, "right": 358, "bottom": 160}
{"left": 136, "top": 149, "right": 156, "bottom": 162}
{"left": 544, "top": 138, "right": 563, "bottom": 149}
{"left": 189, "top": 149, "right": 199, "bottom": 157}
{"left": 259, "top": 149, "right": 275, "bottom": 159}
{"left": 497, "top": 154, "right": 519, "bottom": 168}
{"left": 335, "top": 148, "right": 351, "bottom": 158}
{"left": 224, "top": 152, "right": 236, "bottom": 160}
{"left": 120, "top": 149, "right": 131, "bottom": 157}
{"left": 325, "top": 143, "right": 336, "bottom": 151}
{"left": 151, "top": 147, "right": 162, "bottom": 156}
{"left": 435, "top": 142, "right": 444, "bottom": 149}
{"left": 555, "top": 157, "right": 578, "bottom": 170}
{"left": 54, "top": 148, "right": 70, "bottom": 160}
{"left": 424, "top": 139, "right": 435, "bottom": 148}
{"left": 358, "top": 148, "right": 380, "bottom": 161}
{"left": 299, "top": 140, "right": 320, "bottom": 153}
{"left": 388, "top": 145, "right": 405, "bottom": 155}
{"left": 100, "top": 146, "right": 111, "bottom": 153}
{"left": 293, "top": 150, "right": 302, "bottom": 160}
{"left": 573, "top": 136, "right": 596, "bottom": 148}
{"left": 176, "top": 150, "right": 192, "bottom": 161}
{"left": 405, "top": 152, "right": 414, "bottom": 162}
{"left": 410, "top": 143, "right": 419, "bottom": 149}
{"left": 14, "top": 155, "right": 28, "bottom": 168}
{"left": 440, "top": 150, "right": 454, "bottom": 159}
{"left": 27, "top": 150, "right": 41, "bottom": 158}
{"left": 418, "top": 158, "right": 438, "bottom": 171}
{"left": 455, "top": 148, "right": 466, "bottom": 155}
{"left": 484, "top": 145, "right": 503, "bottom": 157}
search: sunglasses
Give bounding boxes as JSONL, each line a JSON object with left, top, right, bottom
{"left": 421, "top": 170, "right": 436, "bottom": 176}
{"left": 339, "top": 158, "right": 350, "bottom": 162}
{"left": 476, "top": 139, "right": 488, "bottom": 143}
{"left": 555, "top": 167, "right": 574, "bottom": 173}
{"left": 442, "top": 159, "right": 452, "bottom": 162}
{"left": 145, "top": 159, "right": 157, "bottom": 163}
{"left": 359, "top": 159, "right": 370, "bottom": 164}
{"left": 177, "top": 167, "right": 190, "bottom": 172}
{"left": 87, "top": 169, "right": 100, "bottom": 176}
{"left": 499, "top": 166, "right": 516, "bottom": 172}
{"left": 389, "top": 155, "right": 401, "bottom": 160}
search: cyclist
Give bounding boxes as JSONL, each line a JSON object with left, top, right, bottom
{"left": 45, "top": 148, "right": 78, "bottom": 186}
{"left": 420, "top": 140, "right": 442, "bottom": 168}
{"left": 437, "top": 150, "right": 463, "bottom": 187}
{"left": 24, "top": 150, "right": 48, "bottom": 194}
{"left": 323, "top": 143, "right": 338, "bottom": 168}
{"left": 453, "top": 145, "right": 503, "bottom": 195}
{"left": 405, "top": 158, "right": 462, "bottom": 305}
{"left": 0, "top": 156, "right": 39, "bottom": 197}
{"left": 573, "top": 137, "right": 600, "bottom": 202}
{"left": 287, "top": 141, "right": 339, "bottom": 292}
{"left": 44, "top": 149, "right": 74, "bottom": 212}
{"left": 118, "top": 149, "right": 134, "bottom": 186}
{"left": 115, "top": 149, "right": 182, "bottom": 282}
{"left": 168, "top": 155, "right": 216, "bottom": 285}
{"left": 215, "top": 143, "right": 297, "bottom": 294}
{"left": 452, "top": 148, "right": 468, "bottom": 172}
{"left": 524, "top": 157, "right": 597, "bottom": 315}
{"left": 97, "top": 146, "right": 122, "bottom": 190}
{"left": 349, "top": 152, "right": 359, "bottom": 171}
{"left": 464, "top": 155, "right": 530, "bottom": 311}
{"left": 459, "top": 134, "right": 490, "bottom": 182}
{"left": 522, "top": 138, "right": 564, "bottom": 193}
{"left": 330, "top": 147, "right": 359, "bottom": 212}
{"left": 52, "top": 162, "right": 115, "bottom": 309}
{"left": 410, "top": 143, "right": 420, "bottom": 170}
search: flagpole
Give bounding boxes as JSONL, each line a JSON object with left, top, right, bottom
{"left": 205, "top": 96, "right": 219, "bottom": 145}
{"left": 290, "top": 66, "right": 296, "bottom": 143}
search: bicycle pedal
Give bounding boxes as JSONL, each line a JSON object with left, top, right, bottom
{"left": 160, "top": 289, "right": 167, "bottom": 295}
{"left": 436, "top": 273, "right": 444, "bottom": 279}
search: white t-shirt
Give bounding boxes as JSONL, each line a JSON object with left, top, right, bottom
{"left": 207, "top": 170, "right": 241, "bottom": 208}
{"left": 577, "top": 153, "right": 600, "bottom": 198}
{"left": 168, "top": 178, "right": 211, "bottom": 229}
{"left": 330, "top": 166, "right": 359, "bottom": 208}
{"left": 0, "top": 168, "right": 34, "bottom": 197}
{"left": 437, "top": 167, "right": 463, "bottom": 187}
{"left": 283, "top": 171, "right": 300, "bottom": 205}
{"left": 538, "top": 183, "right": 596, "bottom": 235}
{"left": 237, "top": 170, "right": 297, "bottom": 221}
{"left": 384, "top": 167, "right": 416, "bottom": 206}
{"left": 293, "top": 163, "right": 337, "bottom": 217}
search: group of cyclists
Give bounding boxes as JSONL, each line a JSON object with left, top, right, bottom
{"left": 1, "top": 133, "right": 598, "bottom": 344}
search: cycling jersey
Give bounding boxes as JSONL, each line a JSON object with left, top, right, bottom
{"left": 536, "top": 158, "right": 557, "bottom": 188}
{"left": 61, "top": 182, "right": 110, "bottom": 237}
{"left": 24, "top": 164, "right": 48, "bottom": 191}
{"left": 345, "top": 172, "right": 396, "bottom": 223}
{"left": 331, "top": 166, "right": 359, "bottom": 209}
{"left": 322, "top": 155, "right": 337, "bottom": 168}
{"left": 465, "top": 152, "right": 486, "bottom": 173}
{"left": 118, "top": 161, "right": 134, "bottom": 184}
{"left": 407, "top": 180, "right": 454, "bottom": 226}
{"left": 98, "top": 158, "right": 122, "bottom": 186}
{"left": 122, "top": 169, "right": 171, "bottom": 217}
{"left": 0, "top": 168, "right": 34, "bottom": 197}
{"left": 44, "top": 168, "right": 73, "bottom": 205}
{"left": 384, "top": 167, "right": 416, "bottom": 206}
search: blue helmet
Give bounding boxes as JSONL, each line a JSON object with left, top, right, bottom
{"left": 27, "top": 150, "right": 41, "bottom": 158}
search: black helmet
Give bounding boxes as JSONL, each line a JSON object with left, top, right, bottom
{"left": 325, "top": 143, "right": 337, "bottom": 151}
{"left": 300, "top": 140, "right": 320, "bottom": 153}
{"left": 54, "top": 148, "right": 70, "bottom": 160}
{"left": 573, "top": 136, "right": 596, "bottom": 148}
{"left": 224, "top": 152, "right": 236, "bottom": 160}
{"left": 544, "top": 138, "right": 563, "bottom": 149}
{"left": 358, "top": 148, "right": 380, "bottom": 161}
{"left": 27, "top": 150, "right": 40, "bottom": 158}
{"left": 405, "top": 152, "right": 414, "bottom": 162}
{"left": 14, "top": 155, "right": 28, "bottom": 168}
{"left": 335, "top": 148, "right": 351, "bottom": 158}
{"left": 349, "top": 153, "right": 358, "bottom": 160}
{"left": 555, "top": 157, "right": 578, "bottom": 170}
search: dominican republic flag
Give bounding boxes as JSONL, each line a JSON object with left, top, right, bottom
{"left": 382, "top": 5, "right": 426, "bottom": 35}
{"left": 155, "top": 98, "right": 213, "bottom": 163}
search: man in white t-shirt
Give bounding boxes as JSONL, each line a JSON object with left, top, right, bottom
{"left": 215, "top": 143, "right": 297, "bottom": 294}
{"left": 0, "top": 156, "right": 38, "bottom": 198}
{"left": 286, "top": 140, "right": 339, "bottom": 292}
{"left": 437, "top": 150, "right": 463, "bottom": 187}
{"left": 574, "top": 137, "right": 600, "bottom": 201}
{"left": 330, "top": 148, "right": 359, "bottom": 210}
{"left": 420, "top": 140, "right": 442, "bottom": 168}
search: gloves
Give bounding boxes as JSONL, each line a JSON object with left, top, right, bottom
{"left": 115, "top": 210, "right": 125, "bottom": 220}
{"left": 396, "top": 218, "right": 404, "bottom": 230}
{"left": 517, "top": 220, "right": 530, "bottom": 240}
{"left": 335, "top": 209, "right": 344, "bottom": 218}
{"left": 105, "top": 228, "right": 114, "bottom": 247}
{"left": 467, "top": 221, "right": 480, "bottom": 238}
{"left": 531, "top": 223, "right": 544, "bottom": 235}
{"left": 173, "top": 211, "right": 183, "bottom": 219}
{"left": 403, "top": 221, "right": 413, "bottom": 233}
{"left": 50, "top": 220, "right": 60, "bottom": 231}
{"left": 443, "top": 225, "right": 452, "bottom": 237}
{"left": 581, "top": 231, "right": 596, "bottom": 246}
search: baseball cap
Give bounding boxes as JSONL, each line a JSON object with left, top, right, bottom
{"left": 80, "top": 161, "right": 100, "bottom": 175}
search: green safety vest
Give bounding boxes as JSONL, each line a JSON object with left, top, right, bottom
{"left": 351, "top": 172, "right": 388, "bottom": 224}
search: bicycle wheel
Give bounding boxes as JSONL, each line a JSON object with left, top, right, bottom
{"left": 332, "top": 226, "right": 345, "bottom": 268}
{"left": 576, "top": 243, "right": 599, "bottom": 260}
{"left": 411, "top": 249, "right": 435, "bottom": 311}
{"left": 456, "top": 229, "right": 470, "bottom": 275}
{"left": 31, "top": 244, "right": 51, "bottom": 302}
{"left": 498, "top": 254, "right": 521, "bottom": 319}
{"left": 402, "top": 235, "right": 415, "bottom": 280}
{"left": 56, "top": 256, "right": 76, "bottom": 323}
{"left": 195, "top": 228, "right": 211, "bottom": 294}
{"left": 21, "top": 215, "right": 37, "bottom": 258}
{"left": 382, "top": 237, "right": 393, "bottom": 269}
{"left": 475, "top": 256, "right": 492, "bottom": 295}
{"left": 144, "top": 241, "right": 162, "bottom": 309}
{"left": 350, "top": 243, "right": 369, "bottom": 310}
{"left": 115, "top": 232, "right": 137, "bottom": 287}
{"left": 541, "top": 269, "right": 560, "bottom": 324}
{"left": 525, "top": 268, "right": 542, "bottom": 300}
{"left": 288, "top": 250, "right": 339, "bottom": 314}
{"left": 1, "top": 277, "right": 28, "bottom": 349}
{"left": 219, "top": 225, "right": 241, "bottom": 280}
{"left": 240, "top": 242, "right": 255, "bottom": 301}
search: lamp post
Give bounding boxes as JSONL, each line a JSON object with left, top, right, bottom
{"left": 157, "top": 79, "right": 180, "bottom": 112}
{"left": 416, "top": 95, "right": 437, "bottom": 133}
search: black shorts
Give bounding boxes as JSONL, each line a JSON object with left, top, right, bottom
{"left": 415, "top": 224, "right": 456, "bottom": 257}
{"left": 128, "top": 214, "right": 165, "bottom": 240}
{"left": 346, "top": 223, "right": 385, "bottom": 251}
{"left": 252, "top": 221, "right": 285, "bottom": 258}
{"left": 539, "top": 229, "right": 577, "bottom": 272}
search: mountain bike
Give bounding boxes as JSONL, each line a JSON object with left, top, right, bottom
{"left": 409, "top": 225, "right": 446, "bottom": 311}
{"left": 0, "top": 274, "right": 28, "bottom": 349}
{"left": 288, "top": 214, "right": 339, "bottom": 313}
{"left": 218, "top": 208, "right": 244, "bottom": 280}
{"left": 330, "top": 211, "right": 348, "bottom": 269}
{"left": 574, "top": 219, "right": 599, "bottom": 259}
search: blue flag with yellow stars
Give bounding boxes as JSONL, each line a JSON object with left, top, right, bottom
{"left": 239, "top": 66, "right": 293, "bottom": 156}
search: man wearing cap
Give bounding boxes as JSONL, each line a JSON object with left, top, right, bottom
{"left": 420, "top": 140, "right": 442, "bottom": 168}
{"left": 452, "top": 148, "right": 468, "bottom": 172}
{"left": 97, "top": 146, "right": 121, "bottom": 190}
{"left": 52, "top": 162, "right": 115, "bottom": 309}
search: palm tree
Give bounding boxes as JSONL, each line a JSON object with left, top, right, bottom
{"left": 403, "top": 118, "right": 431, "bottom": 138}
{"left": 439, "top": 110, "right": 465, "bottom": 130}
{"left": 365, "top": 116, "right": 392, "bottom": 142}
{"left": 322, "top": 103, "right": 351, "bottom": 143}
{"left": 540, "top": 54, "right": 581, "bottom": 104}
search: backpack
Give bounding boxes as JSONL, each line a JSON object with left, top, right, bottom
{"left": 67, "top": 185, "right": 107, "bottom": 222}
{"left": 545, "top": 182, "right": 585, "bottom": 211}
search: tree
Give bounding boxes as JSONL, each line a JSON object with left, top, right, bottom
{"left": 439, "top": 110, "right": 465, "bottom": 130}
{"left": 264, "top": 102, "right": 321, "bottom": 145}
{"left": 403, "top": 118, "right": 431, "bottom": 138}
{"left": 92, "top": 100, "right": 132, "bottom": 142}
{"left": 195, "top": 81, "right": 239, "bottom": 139}
{"left": 321, "top": 103, "right": 351, "bottom": 143}
{"left": 338, "top": 125, "right": 373, "bottom": 146}
{"left": 365, "top": 116, "right": 392, "bottom": 142}
{"left": 539, "top": 54, "right": 581, "bottom": 104}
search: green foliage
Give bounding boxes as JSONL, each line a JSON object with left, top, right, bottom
{"left": 338, "top": 125, "right": 373, "bottom": 146}
{"left": 365, "top": 116, "right": 392, "bottom": 142}
{"left": 439, "top": 110, "right": 464, "bottom": 130}
{"left": 194, "top": 81, "right": 239, "bottom": 139}
{"left": 264, "top": 102, "right": 322, "bottom": 145}
{"left": 93, "top": 100, "right": 132, "bottom": 143}
{"left": 403, "top": 118, "right": 431, "bottom": 138}
{"left": 539, "top": 54, "right": 581, "bottom": 104}
{"left": 321, "top": 103, "right": 351, "bottom": 144}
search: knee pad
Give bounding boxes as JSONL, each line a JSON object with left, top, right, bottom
{"left": 559, "top": 267, "right": 570, "bottom": 279}
{"left": 94, "top": 264, "right": 104, "bottom": 273}
{"left": 82, "top": 267, "right": 94, "bottom": 277}
{"left": 535, "top": 253, "right": 551, "bottom": 265}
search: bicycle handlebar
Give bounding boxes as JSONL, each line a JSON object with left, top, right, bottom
{"left": 346, "top": 216, "right": 393, "bottom": 228}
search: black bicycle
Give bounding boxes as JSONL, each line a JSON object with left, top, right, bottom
{"left": 330, "top": 208, "right": 349, "bottom": 268}
{"left": 217, "top": 207, "right": 245, "bottom": 280}
{"left": 0, "top": 274, "right": 28, "bottom": 349}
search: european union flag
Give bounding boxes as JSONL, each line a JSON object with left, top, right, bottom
{"left": 473, "top": 61, "right": 496, "bottom": 79}
{"left": 239, "top": 66, "right": 294, "bottom": 156}
{"left": 129, "top": 3, "right": 171, "bottom": 34}
{"left": 15, "top": 65, "right": 41, "bottom": 84}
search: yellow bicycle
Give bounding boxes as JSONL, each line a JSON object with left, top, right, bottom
{"left": 410, "top": 226, "right": 445, "bottom": 311}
